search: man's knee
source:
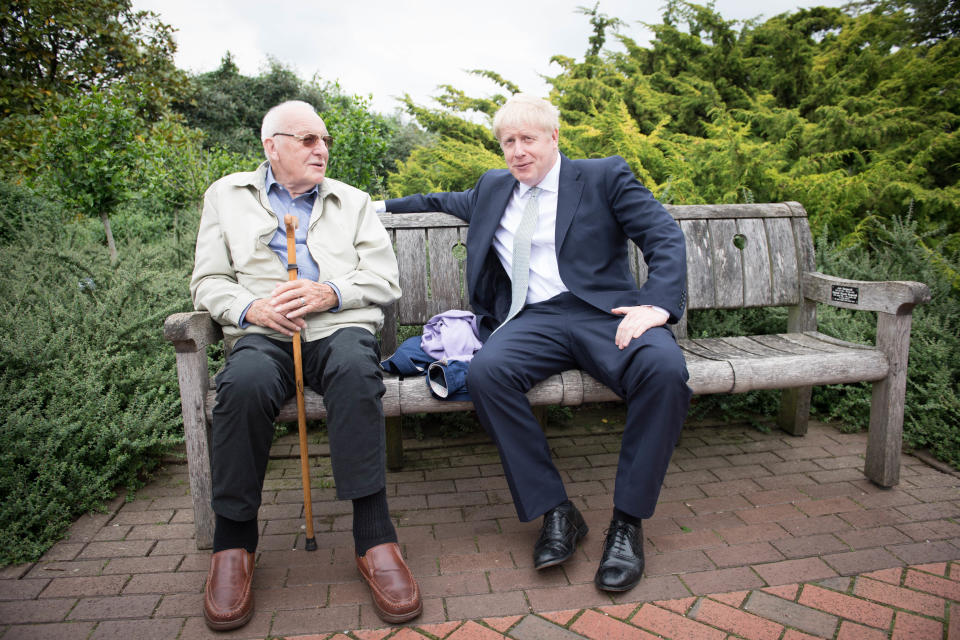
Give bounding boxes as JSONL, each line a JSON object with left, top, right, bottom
{"left": 466, "top": 348, "right": 502, "bottom": 395}
{"left": 320, "top": 328, "right": 383, "bottom": 395}
{"left": 625, "top": 337, "right": 689, "bottom": 394}
{"left": 217, "top": 344, "right": 288, "bottom": 410}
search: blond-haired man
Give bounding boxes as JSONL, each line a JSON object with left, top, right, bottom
{"left": 379, "top": 94, "right": 691, "bottom": 592}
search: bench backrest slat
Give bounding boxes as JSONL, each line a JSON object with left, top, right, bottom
{"left": 379, "top": 201, "right": 814, "bottom": 330}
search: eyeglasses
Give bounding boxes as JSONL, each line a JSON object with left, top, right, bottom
{"left": 273, "top": 132, "right": 333, "bottom": 149}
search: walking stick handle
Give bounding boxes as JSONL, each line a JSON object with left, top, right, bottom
{"left": 283, "top": 214, "right": 317, "bottom": 551}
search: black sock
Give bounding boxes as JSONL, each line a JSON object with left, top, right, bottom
{"left": 547, "top": 499, "right": 573, "bottom": 519}
{"left": 213, "top": 514, "right": 258, "bottom": 553}
{"left": 613, "top": 507, "right": 643, "bottom": 526}
{"left": 352, "top": 487, "right": 397, "bottom": 556}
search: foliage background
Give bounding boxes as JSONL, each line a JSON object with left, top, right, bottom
{"left": 0, "top": 0, "right": 957, "bottom": 565}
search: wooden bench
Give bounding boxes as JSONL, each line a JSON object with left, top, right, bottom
{"left": 164, "top": 201, "right": 930, "bottom": 549}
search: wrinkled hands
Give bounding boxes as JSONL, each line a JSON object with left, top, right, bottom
{"left": 245, "top": 280, "right": 339, "bottom": 337}
{"left": 611, "top": 305, "right": 669, "bottom": 350}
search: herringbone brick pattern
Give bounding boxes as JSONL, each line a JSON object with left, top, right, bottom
{"left": 1, "top": 413, "right": 958, "bottom": 639}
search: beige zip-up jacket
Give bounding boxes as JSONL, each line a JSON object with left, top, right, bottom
{"left": 190, "top": 162, "right": 401, "bottom": 349}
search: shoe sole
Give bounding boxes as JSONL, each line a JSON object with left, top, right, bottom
{"left": 594, "top": 575, "right": 641, "bottom": 592}
{"left": 373, "top": 600, "right": 423, "bottom": 624}
{"left": 534, "top": 524, "right": 589, "bottom": 570}
{"left": 204, "top": 606, "right": 253, "bottom": 631}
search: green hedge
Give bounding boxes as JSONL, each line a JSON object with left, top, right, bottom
{"left": 0, "top": 183, "right": 192, "bottom": 564}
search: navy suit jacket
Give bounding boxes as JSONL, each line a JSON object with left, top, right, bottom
{"left": 385, "top": 154, "right": 687, "bottom": 339}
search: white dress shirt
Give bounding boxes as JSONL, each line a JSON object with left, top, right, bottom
{"left": 492, "top": 153, "right": 568, "bottom": 305}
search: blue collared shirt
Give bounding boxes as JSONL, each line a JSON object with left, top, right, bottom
{"left": 238, "top": 167, "right": 341, "bottom": 327}
{"left": 265, "top": 165, "right": 322, "bottom": 282}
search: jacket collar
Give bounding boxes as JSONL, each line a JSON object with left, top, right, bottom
{"left": 224, "top": 161, "right": 342, "bottom": 208}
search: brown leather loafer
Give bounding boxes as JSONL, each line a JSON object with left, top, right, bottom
{"left": 356, "top": 542, "right": 422, "bottom": 623}
{"left": 204, "top": 548, "right": 255, "bottom": 630}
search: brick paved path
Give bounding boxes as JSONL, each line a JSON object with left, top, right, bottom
{"left": 285, "top": 561, "right": 960, "bottom": 639}
{"left": 1, "top": 414, "right": 958, "bottom": 639}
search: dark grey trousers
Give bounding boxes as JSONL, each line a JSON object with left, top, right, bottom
{"left": 210, "top": 328, "right": 386, "bottom": 521}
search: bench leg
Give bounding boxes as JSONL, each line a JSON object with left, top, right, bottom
{"left": 780, "top": 301, "right": 816, "bottom": 437}
{"left": 864, "top": 311, "right": 912, "bottom": 487}
{"left": 386, "top": 416, "right": 403, "bottom": 471}
{"left": 778, "top": 387, "right": 812, "bottom": 436}
{"left": 174, "top": 349, "right": 215, "bottom": 550}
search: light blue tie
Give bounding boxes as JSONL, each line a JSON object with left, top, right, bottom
{"left": 502, "top": 186, "right": 541, "bottom": 326}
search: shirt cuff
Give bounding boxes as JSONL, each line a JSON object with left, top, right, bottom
{"left": 372, "top": 200, "right": 386, "bottom": 213}
{"left": 643, "top": 305, "right": 670, "bottom": 320}
{"left": 324, "top": 281, "right": 343, "bottom": 312}
{"left": 238, "top": 300, "right": 256, "bottom": 328}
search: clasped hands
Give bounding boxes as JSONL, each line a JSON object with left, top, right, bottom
{"left": 245, "top": 280, "right": 338, "bottom": 337}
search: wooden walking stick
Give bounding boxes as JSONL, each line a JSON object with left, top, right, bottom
{"left": 284, "top": 214, "right": 317, "bottom": 551}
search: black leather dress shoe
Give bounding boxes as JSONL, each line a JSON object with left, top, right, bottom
{"left": 594, "top": 519, "right": 644, "bottom": 592}
{"left": 533, "top": 502, "right": 589, "bottom": 569}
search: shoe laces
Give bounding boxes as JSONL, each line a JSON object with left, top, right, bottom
{"left": 602, "top": 520, "right": 638, "bottom": 557}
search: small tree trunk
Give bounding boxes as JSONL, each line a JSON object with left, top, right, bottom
{"left": 101, "top": 212, "right": 117, "bottom": 262}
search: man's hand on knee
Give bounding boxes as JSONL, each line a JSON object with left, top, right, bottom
{"left": 245, "top": 298, "right": 306, "bottom": 336}
{"left": 611, "top": 305, "right": 668, "bottom": 349}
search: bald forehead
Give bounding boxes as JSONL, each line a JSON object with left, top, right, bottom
{"left": 275, "top": 104, "right": 326, "bottom": 133}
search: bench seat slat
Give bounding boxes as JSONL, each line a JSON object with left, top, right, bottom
{"left": 717, "top": 336, "right": 801, "bottom": 357}
{"left": 688, "top": 337, "right": 762, "bottom": 360}
{"left": 749, "top": 333, "right": 841, "bottom": 354}
{"left": 204, "top": 333, "right": 887, "bottom": 422}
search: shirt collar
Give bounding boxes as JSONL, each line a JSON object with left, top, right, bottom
{"left": 517, "top": 152, "right": 561, "bottom": 198}
{"left": 265, "top": 164, "right": 320, "bottom": 201}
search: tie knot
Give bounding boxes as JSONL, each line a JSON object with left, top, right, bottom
{"left": 527, "top": 186, "right": 541, "bottom": 200}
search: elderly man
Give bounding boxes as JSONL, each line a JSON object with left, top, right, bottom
{"left": 191, "top": 100, "right": 421, "bottom": 630}
{"left": 378, "top": 94, "right": 691, "bottom": 592}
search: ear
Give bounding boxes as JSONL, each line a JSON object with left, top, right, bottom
{"left": 550, "top": 128, "right": 559, "bottom": 146}
{"left": 263, "top": 137, "right": 277, "bottom": 160}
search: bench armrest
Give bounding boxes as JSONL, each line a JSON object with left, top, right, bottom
{"left": 163, "top": 311, "right": 223, "bottom": 353}
{"left": 802, "top": 272, "right": 931, "bottom": 315}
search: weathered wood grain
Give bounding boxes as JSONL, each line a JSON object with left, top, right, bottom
{"left": 163, "top": 311, "right": 223, "bottom": 352}
{"left": 428, "top": 227, "right": 464, "bottom": 318}
{"left": 765, "top": 217, "right": 801, "bottom": 306}
{"left": 802, "top": 272, "right": 931, "bottom": 315}
{"left": 710, "top": 218, "right": 744, "bottom": 308}
{"left": 682, "top": 219, "right": 715, "bottom": 309}
{"left": 173, "top": 348, "right": 215, "bottom": 550}
{"left": 738, "top": 217, "right": 773, "bottom": 306}
{"left": 395, "top": 229, "right": 429, "bottom": 324}
{"left": 865, "top": 311, "right": 913, "bottom": 486}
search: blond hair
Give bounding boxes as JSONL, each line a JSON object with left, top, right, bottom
{"left": 492, "top": 94, "right": 560, "bottom": 141}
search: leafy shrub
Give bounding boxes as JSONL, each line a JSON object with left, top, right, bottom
{"left": 0, "top": 180, "right": 61, "bottom": 244}
{"left": 0, "top": 208, "right": 192, "bottom": 564}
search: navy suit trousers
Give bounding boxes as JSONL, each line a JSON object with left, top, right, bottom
{"left": 467, "top": 293, "right": 691, "bottom": 522}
